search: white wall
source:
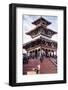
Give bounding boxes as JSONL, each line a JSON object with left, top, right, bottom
{"left": 0, "top": 0, "right": 68, "bottom": 89}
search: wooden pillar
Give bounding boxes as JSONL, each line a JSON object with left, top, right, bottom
{"left": 52, "top": 50, "right": 54, "bottom": 57}
{"left": 51, "top": 50, "right": 53, "bottom": 57}
{"left": 48, "top": 50, "right": 50, "bottom": 57}
{"left": 50, "top": 50, "right": 51, "bottom": 57}
{"left": 46, "top": 49, "right": 47, "bottom": 57}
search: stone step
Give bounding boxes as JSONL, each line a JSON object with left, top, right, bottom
{"left": 23, "top": 58, "right": 57, "bottom": 74}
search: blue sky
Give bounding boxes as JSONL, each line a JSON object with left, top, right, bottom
{"left": 22, "top": 15, "right": 58, "bottom": 44}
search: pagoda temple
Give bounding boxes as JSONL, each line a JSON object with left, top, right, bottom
{"left": 23, "top": 17, "right": 57, "bottom": 75}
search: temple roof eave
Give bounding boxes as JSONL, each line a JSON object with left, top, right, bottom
{"left": 32, "top": 17, "right": 51, "bottom": 25}
{"left": 26, "top": 25, "right": 57, "bottom": 36}
{"left": 23, "top": 37, "right": 57, "bottom": 49}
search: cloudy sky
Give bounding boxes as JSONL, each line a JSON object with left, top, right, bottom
{"left": 22, "top": 15, "right": 58, "bottom": 44}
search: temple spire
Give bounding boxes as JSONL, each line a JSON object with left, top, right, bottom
{"left": 32, "top": 16, "right": 51, "bottom": 26}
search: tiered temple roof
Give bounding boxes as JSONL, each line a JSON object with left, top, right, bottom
{"left": 23, "top": 17, "right": 57, "bottom": 51}
{"left": 23, "top": 17, "right": 57, "bottom": 75}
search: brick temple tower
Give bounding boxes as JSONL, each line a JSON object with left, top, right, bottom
{"left": 23, "top": 17, "right": 57, "bottom": 75}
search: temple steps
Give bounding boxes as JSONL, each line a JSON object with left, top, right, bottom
{"left": 23, "top": 59, "right": 40, "bottom": 71}
{"left": 23, "top": 58, "right": 57, "bottom": 74}
{"left": 40, "top": 58, "right": 57, "bottom": 74}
